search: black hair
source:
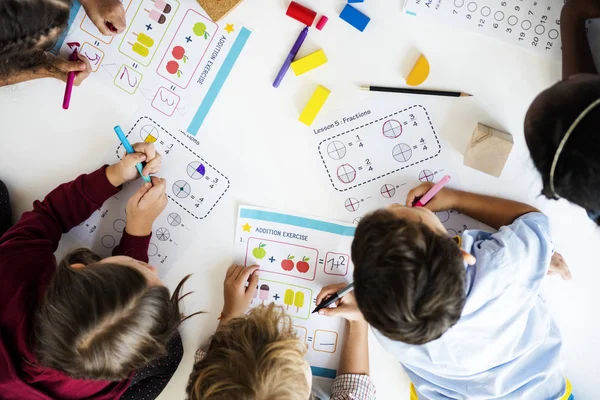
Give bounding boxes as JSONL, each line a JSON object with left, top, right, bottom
{"left": 0, "top": 0, "right": 71, "bottom": 79}
{"left": 525, "top": 80, "right": 600, "bottom": 224}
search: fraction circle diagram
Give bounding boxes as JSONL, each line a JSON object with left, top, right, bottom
{"left": 467, "top": 2, "right": 477, "bottom": 12}
{"left": 148, "top": 243, "right": 158, "bottom": 257}
{"left": 101, "top": 235, "right": 116, "bottom": 248}
{"left": 549, "top": 29, "right": 559, "bottom": 40}
{"left": 327, "top": 141, "right": 347, "bottom": 160}
{"left": 167, "top": 212, "right": 182, "bottom": 226}
{"left": 382, "top": 119, "right": 402, "bottom": 139}
{"left": 507, "top": 15, "right": 518, "bottom": 26}
{"left": 435, "top": 211, "right": 450, "bottom": 223}
{"left": 481, "top": 6, "right": 491, "bottom": 16}
{"left": 344, "top": 198, "right": 360, "bottom": 212}
{"left": 113, "top": 219, "right": 126, "bottom": 233}
{"left": 494, "top": 11, "right": 504, "bottom": 21}
{"left": 522, "top": 20, "right": 532, "bottom": 30}
{"left": 380, "top": 184, "right": 396, "bottom": 198}
{"left": 173, "top": 180, "right": 191, "bottom": 198}
{"left": 140, "top": 124, "right": 159, "bottom": 143}
{"left": 419, "top": 169, "right": 435, "bottom": 182}
{"left": 187, "top": 161, "right": 206, "bottom": 180}
{"left": 156, "top": 227, "right": 170, "bottom": 241}
{"left": 353, "top": 217, "right": 362, "bottom": 224}
{"left": 392, "top": 143, "right": 412, "bottom": 163}
{"left": 337, "top": 164, "right": 356, "bottom": 184}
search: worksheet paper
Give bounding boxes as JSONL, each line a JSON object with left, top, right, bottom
{"left": 56, "top": 0, "right": 251, "bottom": 137}
{"left": 69, "top": 115, "right": 230, "bottom": 278}
{"left": 402, "top": 0, "right": 577, "bottom": 59}
{"left": 234, "top": 206, "right": 356, "bottom": 395}
{"left": 313, "top": 101, "right": 482, "bottom": 234}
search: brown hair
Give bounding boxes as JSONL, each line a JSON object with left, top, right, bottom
{"left": 352, "top": 209, "right": 466, "bottom": 345}
{"left": 35, "top": 248, "right": 196, "bottom": 380}
{"left": 186, "top": 304, "right": 310, "bottom": 400}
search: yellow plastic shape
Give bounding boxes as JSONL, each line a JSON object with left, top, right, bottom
{"left": 406, "top": 54, "right": 430, "bottom": 86}
{"left": 291, "top": 49, "right": 328, "bottom": 76}
{"left": 299, "top": 85, "right": 331, "bottom": 126}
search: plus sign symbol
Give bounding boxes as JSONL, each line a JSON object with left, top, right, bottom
{"left": 269, "top": 256, "right": 276, "bottom": 263}
{"left": 273, "top": 293, "right": 280, "bottom": 301}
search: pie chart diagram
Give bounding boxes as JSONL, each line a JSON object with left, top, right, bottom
{"left": 172, "top": 180, "right": 191, "bottom": 198}
{"left": 187, "top": 161, "right": 206, "bottom": 180}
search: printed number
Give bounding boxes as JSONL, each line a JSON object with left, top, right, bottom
{"left": 494, "top": 23, "right": 499, "bottom": 28}
{"left": 453, "top": 9, "right": 458, "bottom": 14}
{"left": 356, "top": 135, "right": 362, "bottom": 141}
{"left": 529, "top": 10, "right": 534, "bottom": 15}
{"left": 506, "top": 27, "right": 512, "bottom": 33}
{"left": 501, "top": 1, "right": 506, "bottom": 6}
{"left": 466, "top": 14, "right": 472, "bottom": 19}
{"left": 365, "top": 158, "right": 372, "bottom": 165}
{"left": 334, "top": 120, "right": 340, "bottom": 127}
{"left": 532, "top": 36, "right": 539, "bottom": 46}
{"left": 546, "top": 41, "right": 553, "bottom": 50}
{"left": 514, "top": 5, "right": 520, "bottom": 11}
{"left": 164, "top": 149, "right": 169, "bottom": 154}
{"left": 478, "top": 18, "right": 485, "bottom": 27}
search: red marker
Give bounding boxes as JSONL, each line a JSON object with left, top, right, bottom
{"left": 414, "top": 175, "right": 451, "bottom": 207}
{"left": 62, "top": 48, "right": 79, "bottom": 110}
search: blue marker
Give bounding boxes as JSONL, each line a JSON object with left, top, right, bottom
{"left": 113, "top": 125, "right": 151, "bottom": 183}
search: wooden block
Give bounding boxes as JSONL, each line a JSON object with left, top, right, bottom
{"left": 291, "top": 49, "right": 328, "bottom": 76}
{"left": 406, "top": 54, "right": 430, "bottom": 86}
{"left": 196, "top": 0, "right": 244, "bottom": 22}
{"left": 339, "top": 4, "right": 370, "bottom": 32}
{"left": 299, "top": 85, "right": 331, "bottom": 126}
{"left": 464, "top": 123, "right": 513, "bottom": 177}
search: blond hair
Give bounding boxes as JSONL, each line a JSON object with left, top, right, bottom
{"left": 187, "top": 304, "right": 310, "bottom": 400}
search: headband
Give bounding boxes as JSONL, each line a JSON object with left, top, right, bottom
{"left": 548, "top": 98, "right": 600, "bottom": 198}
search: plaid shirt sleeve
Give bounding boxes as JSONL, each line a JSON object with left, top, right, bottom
{"left": 330, "top": 374, "right": 376, "bottom": 400}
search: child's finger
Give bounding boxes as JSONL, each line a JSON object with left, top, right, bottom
{"left": 317, "top": 304, "right": 345, "bottom": 318}
{"left": 142, "top": 153, "right": 162, "bottom": 176}
{"left": 122, "top": 152, "right": 147, "bottom": 169}
{"left": 132, "top": 142, "right": 157, "bottom": 161}
{"left": 109, "top": 5, "right": 127, "bottom": 33}
{"left": 235, "top": 265, "right": 259, "bottom": 281}
{"left": 128, "top": 181, "right": 153, "bottom": 206}
{"left": 406, "top": 183, "right": 432, "bottom": 206}
{"left": 246, "top": 270, "right": 260, "bottom": 297}
{"left": 142, "top": 178, "right": 166, "bottom": 202}
{"left": 226, "top": 265, "right": 240, "bottom": 279}
{"left": 316, "top": 283, "right": 346, "bottom": 306}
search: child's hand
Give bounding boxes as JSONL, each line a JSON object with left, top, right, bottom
{"left": 316, "top": 283, "right": 365, "bottom": 322}
{"left": 221, "top": 265, "right": 260, "bottom": 322}
{"left": 548, "top": 252, "right": 572, "bottom": 280}
{"left": 49, "top": 52, "right": 92, "bottom": 86}
{"left": 80, "top": 0, "right": 126, "bottom": 36}
{"left": 106, "top": 142, "right": 162, "bottom": 187}
{"left": 405, "top": 183, "right": 459, "bottom": 211}
{"left": 125, "top": 177, "right": 168, "bottom": 236}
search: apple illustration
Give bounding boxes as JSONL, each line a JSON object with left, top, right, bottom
{"left": 281, "top": 255, "right": 295, "bottom": 271}
{"left": 171, "top": 46, "right": 188, "bottom": 63}
{"left": 166, "top": 60, "right": 182, "bottom": 77}
{"left": 252, "top": 243, "right": 267, "bottom": 259}
{"left": 296, "top": 256, "right": 310, "bottom": 273}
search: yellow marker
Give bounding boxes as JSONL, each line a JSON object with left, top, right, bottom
{"left": 291, "top": 49, "right": 328, "bottom": 76}
{"left": 294, "top": 291, "right": 304, "bottom": 312}
{"left": 129, "top": 41, "right": 149, "bottom": 57}
{"left": 406, "top": 54, "right": 430, "bottom": 86}
{"left": 135, "top": 33, "right": 155, "bottom": 48}
{"left": 299, "top": 85, "right": 331, "bottom": 126}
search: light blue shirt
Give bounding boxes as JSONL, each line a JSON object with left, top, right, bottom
{"left": 374, "top": 212, "right": 565, "bottom": 399}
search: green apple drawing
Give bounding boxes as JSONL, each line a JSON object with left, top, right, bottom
{"left": 252, "top": 243, "right": 267, "bottom": 259}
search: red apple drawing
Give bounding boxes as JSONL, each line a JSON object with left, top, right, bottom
{"left": 296, "top": 256, "right": 310, "bottom": 273}
{"left": 281, "top": 255, "right": 295, "bottom": 271}
{"left": 171, "top": 46, "right": 188, "bottom": 63}
{"left": 166, "top": 60, "right": 182, "bottom": 77}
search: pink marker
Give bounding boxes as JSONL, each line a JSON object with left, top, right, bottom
{"left": 414, "top": 175, "right": 451, "bottom": 207}
{"left": 62, "top": 49, "right": 78, "bottom": 110}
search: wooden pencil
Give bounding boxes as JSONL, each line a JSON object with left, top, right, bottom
{"left": 360, "top": 85, "right": 472, "bottom": 98}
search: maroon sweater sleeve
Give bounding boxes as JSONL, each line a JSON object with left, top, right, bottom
{"left": 0, "top": 166, "right": 120, "bottom": 252}
{"left": 113, "top": 231, "right": 151, "bottom": 263}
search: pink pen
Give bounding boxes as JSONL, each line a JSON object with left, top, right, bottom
{"left": 62, "top": 49, "right": 79, "bottom": 110}
{"left": 414, "top": 175, "right": 451, "bottom": 207}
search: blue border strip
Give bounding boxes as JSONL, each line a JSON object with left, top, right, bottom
{"left": 187, "top": 27, "right": 252, "bottom": 136}
{"left": 406, "top": 10, "right": 417, "bottom": 16}
{"left": 240, "top": 208, "right": 355, "bottom": 237}
{"left": 311, "top": 366, "right": 337, "bottom": 379}
{"left": 51, "top": 0, "right": 82, "bottom": 54}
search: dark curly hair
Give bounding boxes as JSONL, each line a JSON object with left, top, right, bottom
{"left": 352, "top": 209, "right": 466, "bottom": 345}
{"left": 0, "top": 0, "right": 71, "bottom": 78}
{"left": 525, "top": 79, "right": 600, "bottom": 224}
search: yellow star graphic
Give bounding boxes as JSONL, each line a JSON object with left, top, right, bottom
{"left": 242, "top": 223, "right": 252, "bottom": 232}
{"left": 225, "top": 24, "right": 235, "bottom": 34}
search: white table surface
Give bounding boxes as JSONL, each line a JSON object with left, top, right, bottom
{"left": 1, "top": 0, "right": 599, "bottom": 398}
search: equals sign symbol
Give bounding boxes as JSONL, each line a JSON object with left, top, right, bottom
{"left": 170, "top": 85, "right": 176, "bottom": 90}
{"left": 307, "top": 337, "right": 313, "bottom": 342}
{"left": 318, "top": 259, "right": 324, "bottom": 264}
{"left": 132, "top": 63, "right": 138, "bottom": 68}
{"left": 94, "top": 40, "right": 100, "bottom": 46}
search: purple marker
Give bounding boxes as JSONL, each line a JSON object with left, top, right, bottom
{"left": 273, "top": 26, "right": 309, "bottom": 88}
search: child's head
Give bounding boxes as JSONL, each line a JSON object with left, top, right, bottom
{"left": 35, "top": 248, "right": 189, "bottom": 380}
{"left": 525, "top": 74, "right": 600, "bottom": 223}
{"left": 187, "top": 304, "right": 311, "bottom": 400}
{"left": 352, "top": 205, "right": 466, "bottom": 345}
{"left": 0, "top": 0, "right": 70, "bottom": 77}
